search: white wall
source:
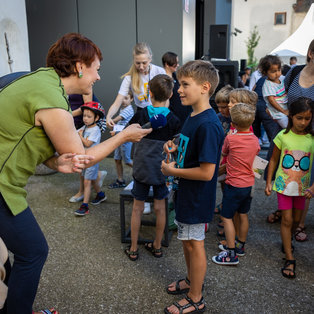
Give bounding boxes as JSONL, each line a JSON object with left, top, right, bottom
{"left": 230, "top": 0, "right": 296, "bottom": 64}
{"left": 0, "top": 0, "right": 30, "bottom": 76}
{"left": 182, "top": 0, "right": 196, "bottom": 63}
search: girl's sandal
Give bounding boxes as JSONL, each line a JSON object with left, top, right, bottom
{"left": 266, "top": 210, "right": 281, "bottom": 223}
{"left": 124, "top": 246, "right": 139, "bottom": 261}
{"left": 144, "top": 242, "right": 163, "bottom": 258}
{"left": 166, "top": 277, "right": 190, "bottom": 295}
{"left": 295, "top": 226, "right": 308, "bottom": 242}
{"left": 281, "top": 259, "right": 296, "bottom": 279}
{"left": 164, "top": 295, "right": 206, "bottom": 314}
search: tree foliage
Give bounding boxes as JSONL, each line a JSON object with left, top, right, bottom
{"left": 246, "top": 26, "right": 261, "bottom": 70}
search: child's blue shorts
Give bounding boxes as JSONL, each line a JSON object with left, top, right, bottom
{"left": 131, "top": 178, "right": 168, "bottom": 201}
{"left": 114, "top": 142, "right": 132, "bottom": 164}
{"left": 221, "top": 184, "right": 252, "bottom": 219}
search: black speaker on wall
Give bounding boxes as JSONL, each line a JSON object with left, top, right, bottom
{"left": 209, "top": 24, "right": 229, "bottom": 59}
{"left": 212, "top": 60, "right": 239, "bottom": 88}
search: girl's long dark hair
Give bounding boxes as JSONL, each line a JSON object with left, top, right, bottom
{"left": 284, "top": 97, "right": 314, "bottom": 135}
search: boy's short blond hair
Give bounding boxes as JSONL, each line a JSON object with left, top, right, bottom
{"left": 230, "top": 103, "right": 256, "bottom": 128}
{"left": 215, "top": 84, "right": 234, "bottom": 104}
{"left": 229, "top": 88, "right": 258, "bottom": 108}
{"left": 177, "top": 60, "right": 219, "bottom": 96}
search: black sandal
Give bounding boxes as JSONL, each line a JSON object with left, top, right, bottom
{"left": 281, "top": 259, "right": 296, "bottom": 279}
{"left": 267, "top": 210, "right": 281, "bottom": 223}
{"left": 124, "top": 246, "right": 139, "bottom": 261}
{"left": 164, "top": 295, "right": 206, "bottom": 314}
{"left": 166, "top": 277, "right": 190, "bottom": 295}
{"left": 144, "top": 242, "right": 163, "bottom": 258}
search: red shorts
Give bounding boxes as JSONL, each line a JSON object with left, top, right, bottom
{"left": 277, "top": 192, "right": 306, "bottom": 210}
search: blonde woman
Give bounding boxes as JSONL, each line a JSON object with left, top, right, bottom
{"left": 106, "top": 42, "right": 165, "bottom": 128}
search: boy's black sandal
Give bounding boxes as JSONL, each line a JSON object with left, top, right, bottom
{"left": 144, "top": 242, "right": 163, "bottom": 258}
{"left": 109, "top": 179, "right": 126, "bottom": 189}
{"left": 281, "top": 259, "right": 296, "bottom": 279}
{"left": 124, "top": 246, "right": 139, "bottom": 261}
{"left": 166, "top": 277, "right": 190, "bottom": 295}
{"left": 164, "top": 295, "right": 206, "bottom": 314}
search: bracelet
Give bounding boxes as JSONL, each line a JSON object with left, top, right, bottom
{"left": 305, "top": 189, "right": 314, "bottom": 197}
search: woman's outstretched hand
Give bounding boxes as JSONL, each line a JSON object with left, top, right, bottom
{"left": 56, "top": 153, "right": 94, "bottom": 173}
{"left": 122, "top": 124, "right": 152, "bottom": 142}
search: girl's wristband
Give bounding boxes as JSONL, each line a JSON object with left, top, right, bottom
{"left": 305, "top": 189, "right": 314, "bottom": 197}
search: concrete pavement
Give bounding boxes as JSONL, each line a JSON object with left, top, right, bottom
{"left": 24, "top": 157, "right": 314, "bottom": 313}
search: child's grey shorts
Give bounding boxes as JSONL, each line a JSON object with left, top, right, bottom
{"left": 175, "top": 220, "right": 205, "bottom": 241}
{"left": 81, "top": 163, "right": 99, "bottom": 180}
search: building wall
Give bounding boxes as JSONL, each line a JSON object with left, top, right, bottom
{"left": 230, "top": 0, "right": 296, "bottom": 64}
{"left": 25, "top": 0, "right": 193, "bottom": 110}
{"left": 0, "top": 0, "right": 30, "bottom": 76}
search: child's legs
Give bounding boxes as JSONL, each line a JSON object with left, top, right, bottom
{"left": 130, "top": 199, "right": 145, "bottom": 251}
{"left": 182, "top": 240, "right": 206, "bottom": 300}
{"left": 114, "top": 147, "right": 124, "bottom": 181}
{"left": 223, "top": 217, "right": 236, "bottom": 248}
{"left": 152, "top": 183, "right": 168, "bottom": 248}
{"left": 121, "top": 142, "right": 133, "bottom": 168}
{"left": 277, "top": 193, "right": 299, "bottom": 260}
{"left": 153, "top": 199, "right": 166, "bottom": 248}
{"left": 73, "top": 174, "right": 84, "bottom": 197}
{"left": 233, "top": 212, "right": 240, "bottom": 238}
{"left": 83, "top": 164, "right": 99, "bottom": 201}
{"left": 238, "top": 213, "right": 249, "bottom": 243}
{"left": 115, "top": 159, "right": 123, "bottom": 181}
{"left": 221, "top": 184, "right": 251, "bottom": 247}
{"left": 130, "top": 179, "right": 150, "bottom": 251}
{"left": 83, "top": 179, "right": 92, "bottom": 203}
{"left": 280, "top": 210, "right": 294, "bottom": 260}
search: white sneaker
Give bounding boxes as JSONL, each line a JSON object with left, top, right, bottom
{"left": 98, "top": 170, "right": 108, "bottom": 187}
{"left": 143, "top": 202, "right": 151, "bottom": 215}
{"left": 69, "top": 195, "right": 84, "bottom": 203}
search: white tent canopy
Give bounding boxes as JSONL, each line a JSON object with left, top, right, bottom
{"left": 271, "top": 3, "right": 314, "bottom": 59}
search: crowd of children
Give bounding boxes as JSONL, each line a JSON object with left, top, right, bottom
{"left": 64, "top": 45, "right": 314, "bottom": 313}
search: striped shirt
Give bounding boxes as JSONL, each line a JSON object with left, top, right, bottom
{"left": 262, "top": 76, "right": 288, "bottom": 119}
{"left": 117, "top": 105, "right": 134, "bottom": 127}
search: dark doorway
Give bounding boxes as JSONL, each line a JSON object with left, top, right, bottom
{"left": 195, "top": 0, "right": 205, "bottom": 59}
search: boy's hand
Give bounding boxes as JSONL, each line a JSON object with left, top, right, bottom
{"left": 161, "top": 160, "right": 176, "bottom": 176}
{"left": 164, "top": 140, "right": 177, "bottom": 154}
{"left": 265, "top": 183, "right": 272, "bottom": 196}
{"left": 109, "top": 130, "right": 116, "bottom": 136}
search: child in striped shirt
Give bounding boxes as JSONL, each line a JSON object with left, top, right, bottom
{"left": 261, "top": 55, "right": 289, "bottom": 128}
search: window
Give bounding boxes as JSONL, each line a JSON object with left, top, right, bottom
{"left": 274, "top": 12, "right": 287, "bottom": 25}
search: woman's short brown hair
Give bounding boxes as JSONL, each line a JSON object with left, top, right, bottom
{"left": 46, "top": 33, "right": 102, "bottom": 77}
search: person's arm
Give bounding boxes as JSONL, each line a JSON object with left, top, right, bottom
{"left": 78, "top": 130, "right": 94, "bottom": 148}
{"left": 265, "top": 145, "right": 281, "bottom": 196}
{"left": 161, "top": 161, "right": 216, "bottom": 181}
{"left": 267, "top": 96, "right": 289, "bottom": 115}
{"left": 113, "top": 115, "right": 123, "bottom": 124}
{"left": 36, "top": 108, "right": 151, "bottom": 168}
{"left": 106, "top": 94, "right": 125, "bottom": 128}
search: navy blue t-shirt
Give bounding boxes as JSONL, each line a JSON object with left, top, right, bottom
{"left": 175, "top": 108, "right": 224, "bottom": 224}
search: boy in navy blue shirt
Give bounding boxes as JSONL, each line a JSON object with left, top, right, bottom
{"left": 161, "top": 60, "right": 224, "bottom": 314}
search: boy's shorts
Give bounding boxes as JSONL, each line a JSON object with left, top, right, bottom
{"left": 114, "top": 142, "right": 132, "bottom": 164}
{"left": 131, "top": 178, "right": 168, "bottom": 201}
{"left": 81, "top": 163, "right": 99, "bottom": 180}
{"left": 277, "top": 192, "right": 306, "bottom": 210}
{"left": 221, "top": 184, "right": 252, "bottom": 219}
{"left": 175, "top": 220, "right": 205, "bottom": 241}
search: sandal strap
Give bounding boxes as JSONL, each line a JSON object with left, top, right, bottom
{"left": 185, "top": 277, "right": 190, "bottom": 285}
{"left": 185, "top": 295, "right": 204, "bottom": 310}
